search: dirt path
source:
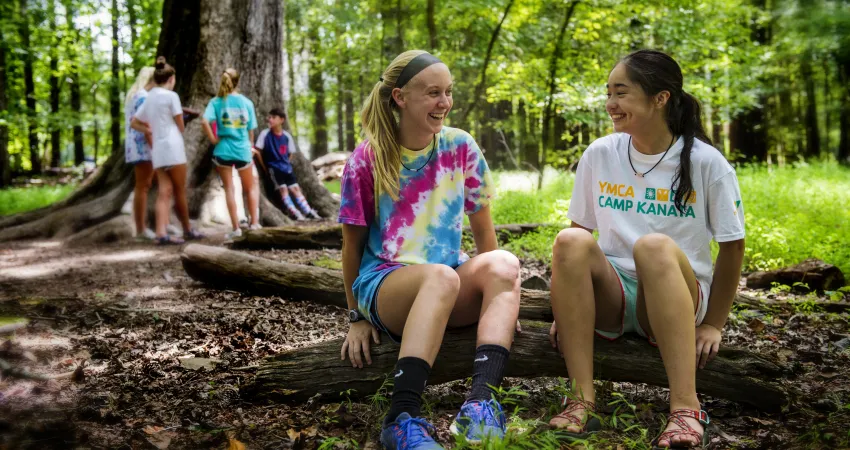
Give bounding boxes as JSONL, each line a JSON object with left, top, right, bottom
{"left": 1, "top": 237, "right": 848, "bottom": 449}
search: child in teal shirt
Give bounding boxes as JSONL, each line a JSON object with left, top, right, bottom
{"left": 201, "top": 68, "right": 260, "bottom": 238}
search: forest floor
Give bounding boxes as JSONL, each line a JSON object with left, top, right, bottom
{"left": 1, "top": 233, "right": 849, "bottom": 449}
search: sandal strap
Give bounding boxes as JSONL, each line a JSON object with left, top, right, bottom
{"left": 554, "top": 398, "right": 595, "bottom": 429}
{"left": 654, "top": 409, "right": 709, "bottom": 446}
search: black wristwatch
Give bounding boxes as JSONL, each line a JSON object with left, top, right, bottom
{"left": 348, "top": 309, "right": 365, "bottom": 323}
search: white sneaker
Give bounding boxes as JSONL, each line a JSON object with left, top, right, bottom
{"left": 166, "top": 224, "right": 182, "bottom": 237}
{"left": 248, "top": 223, "right": 263, "bottom": 230}
{"left": 225, "top": 228, "right": 243, "bottom": 240}
{"left": 136, "top": 228, "right": 157, "bottom": 241}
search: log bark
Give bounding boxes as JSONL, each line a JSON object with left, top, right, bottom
{"left": 229, "top": 223, "right": 561, "bottom": 250}
{"left": 746, "top": 258, "right": 845, "bottom": 292}
{"left": 242, "top": 321, "right": 791, "bottom": 411}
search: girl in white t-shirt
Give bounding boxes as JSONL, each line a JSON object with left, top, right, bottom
{"left": 131, "top": 57, "right": 203, "bottom": 244}
{"left": 547, "top": 50, "right": 745, "bottom": 449}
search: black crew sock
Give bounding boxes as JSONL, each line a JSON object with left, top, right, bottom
{"left": 467, "top": 344, "right": 510, "bottom": 402}
{"left": 384, "top": 356, "right": 432, "bottom": 427}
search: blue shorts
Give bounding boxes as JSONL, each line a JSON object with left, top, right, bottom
{"left": 595, "top": 258, "right": 708, "bottom": 345}
{"left": 353, "top": 257, "right": 470, "bottom": 344}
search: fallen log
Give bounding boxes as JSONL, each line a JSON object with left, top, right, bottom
{"left": 746, "top": 258, "right": 845, "bottom": 292}
{"left": 241, "top": 321, "right": 791, "bottom": 411}
{"left": 181, "top": 244, "right": 552, "bottom": 320}
{"left": 735, "top": 292, "right": 850, "bottom": 313}
{"left": 228, "top": 223, "right": 564, "bottom": 250}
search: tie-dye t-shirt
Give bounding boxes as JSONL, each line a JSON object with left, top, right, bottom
{"left": 338, "top": 127, "right": 494, "bottom": 306}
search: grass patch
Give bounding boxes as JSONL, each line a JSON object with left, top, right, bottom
{"left": 0, "top": 184, "right": 76, "bottom": 216}
{"left": 489, "top": 163, "right": 850, "bottom": 278}
{"left": 313, "top": 255, "right": 343, "bottom": 270}
{"left": 323, "top": 179, "right": 341, "bottom": 195}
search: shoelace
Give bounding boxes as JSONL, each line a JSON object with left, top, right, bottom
{"left": 464, "top": 400, "right": 505, "bottom": 429}
{"left": 397, "top": 416, "right": 437, "bottom": 449}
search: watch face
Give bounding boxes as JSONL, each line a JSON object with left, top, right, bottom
{"left": 349, "top": 310, "right": 359, "bottom": 322}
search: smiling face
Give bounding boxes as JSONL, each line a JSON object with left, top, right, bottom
{"left": 393, "top": 63, "right": 453, "bottom": 139}
{"left": 606, "top": 63, "right": 667, "bottom": 135}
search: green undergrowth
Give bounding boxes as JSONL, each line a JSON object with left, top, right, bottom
{"left": 486, "top": 163, "right": 850, "bottom": 280}
{"left": 0, "top": 183, "right": 76, "bottom": 216}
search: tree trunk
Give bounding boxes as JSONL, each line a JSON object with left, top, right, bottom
{"left": 801, "top": 54, "right": 820, "bottom": 159}
{"left": 539, "top": 1, "right": 579, "bottom": 189}
{"left": 747, "top": 258, "right": 846, "bottom": 292}
{"left": 460, "top": 0, "right": 514, "bottom": 124}
{"left": 284, "top": 0, "right": 297, "bottom": 135}
{"left": 0, "top": 0, "right": 337, "bottom": 241}
{"left": 242, "top": 321, "right": 790, "bottom": 411}
{"left": 64, "top": 0, "right": 85, "bottom": 166}
{"left": 308, "top": 25, "right": 328, "bottom": 159}
{"left": 729, "top": 107, "right": 768, "bottom": 162}
{"left": 19, "top": 0, "right": 41, "bottom": 175}
{"left": 110, "top": 0, "right": 122, "bottom": 156}
{"left": 336, "top": 55, "right": 344, "bottom": 152}
{"left": 127, "top": 0, "right": 139, "bottom": 73}
{"left": 381, "top": 0, "right": 403, "bottom": 67}
{"left": 343, "top": 87, "right": 355, "bottom": 152}
{"left": 838, "top": 55, "right": 850, "bottom": 165}
{"left": 49, "top": 0, "right": 62, "bottom": 169}
{"left": 426, "top": 0, "right": 436, "bottom": 51}
{"left": 0, "top": 25, "right": 9, "bottom": 187}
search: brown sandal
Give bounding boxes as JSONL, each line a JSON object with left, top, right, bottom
{"left": 651, "top": 409, "right": 710, "bottom": 449}
{"left": 549, "top": 397, "right": 602, "bottom": 440}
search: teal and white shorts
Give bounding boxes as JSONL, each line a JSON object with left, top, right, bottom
{"left": 595, "top": 258, "right": 709, "bottom": 345}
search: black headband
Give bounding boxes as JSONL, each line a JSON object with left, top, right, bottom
{"left": 393, "top": 53, "right": 443, "bottom": 89}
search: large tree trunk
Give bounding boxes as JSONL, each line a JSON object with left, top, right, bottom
{"left": 19, "top": 0, "right": 41, "bottom": 175}
{"left": 0, "top": 24, "right": 9, "bottom": 187}
{"left": 308, "top": 25, "right": 328, "bottom": 159}
{"left": 459, "top": 0, "right": 514, "bottom": 124}
{"left": 110, "top": 0, "right": 122, "bottom": 156}
{"left": 284, "top": 0, "right": 297, "bottom": 135}
{"left": 64, "top": 0, "right": 85, "bottom": 166}
{"left": 0, "top": 0, "right": 337, "bottom": 241}
{"left": 538, "top": 1, "right": 579, "bottom": 189}
{"left": 801, "top": 54, "right": 820, "bottom": 159}
{"left": 838, "top": 54, "right": 850, "bottom": 165}
{"left": 242, "top": 321, "right": 791, "bottom": 411}
{"left": 49, "top": 0, "right": 62, "bottom": 169}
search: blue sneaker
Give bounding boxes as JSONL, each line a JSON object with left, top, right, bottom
{"left": 449, "top": 399, "right": 506, "bottom": 444}
{"left": 380, "top": 412, "right": 444, "bottom": 450}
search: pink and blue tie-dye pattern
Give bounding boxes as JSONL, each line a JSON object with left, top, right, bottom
{"left": 338, "top": 127, "right": 494, "bottom": 316}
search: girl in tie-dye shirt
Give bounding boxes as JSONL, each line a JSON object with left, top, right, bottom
{"left": 338, "top": 50, "right": 521, "bottom": 450}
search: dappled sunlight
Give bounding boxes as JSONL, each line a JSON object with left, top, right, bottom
{"left": 0, "top": 248, "right": 164, "bottom": 280}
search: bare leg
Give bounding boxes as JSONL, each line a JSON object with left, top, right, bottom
{"left": 549, "top": 228, "right": 624, "bottom": 430}
{"left": 168, "top": 164, "right": 192, "bottom": 233}
{"left": 237, "top": 166, "right": 259, "bottom": 227}
{"left": 154, "top": 169, "right": 174, "bottom": 238}
{"left": 378, "top": 264, "right": 461, "bottom": 363}
{"left": 132, "top": 161, "right": 154, "bottom": 235}
{"left": 215, "top": 165, "right": 239, "bottom": 231}
{"left": 449, "top": 250, "right": 521, "bottom": 349}
{"left": 633, "top": 234, "right": 702, "bottom": 447}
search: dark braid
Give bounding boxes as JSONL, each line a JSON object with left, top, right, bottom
{"left": 619, "top": 50, "right": 713, "bottom": 213}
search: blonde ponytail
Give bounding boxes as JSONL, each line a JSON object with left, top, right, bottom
{"left": 360, "top": 50, "right": 428, "bottom": 201}
{"left": 218, "top": 68, "right": 240, "bottom": 98}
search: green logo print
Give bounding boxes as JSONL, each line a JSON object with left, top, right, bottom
{"left": 645, "top": 188, "right": 656, "bottom": 200}
{"left": 735, "top": 200, "right": 741, "bottom": 209}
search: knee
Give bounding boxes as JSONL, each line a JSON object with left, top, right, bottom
{"left": 552, "top": 228, "right": 596, "bottom": 264}
{"left": 633, "top": 233, "right": 677, "bottom": 270}
{"left": 157, "top": 184, "right": 173, "bottom": 198}
{"left": 423, "top": 264, "right": 461, "bottom": 306}
{"left": 480, "top": 249, "right": 521, "bottom": 289}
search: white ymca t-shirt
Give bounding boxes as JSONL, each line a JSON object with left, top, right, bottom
{"left": 567, "top": 133, "right": 745, "bottom": 295}
{"left": 134, "top": 87, "right": 186, "bottom": 169}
